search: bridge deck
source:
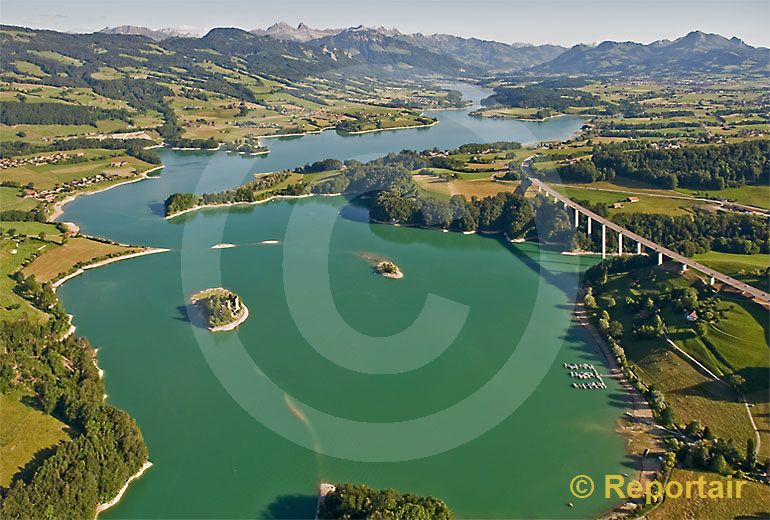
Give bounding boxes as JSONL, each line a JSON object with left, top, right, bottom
{"left": 530, "top": 178, "right": 770, "bottom": 304}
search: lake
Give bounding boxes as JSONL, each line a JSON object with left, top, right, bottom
{"left": 58, "top": 85, "right": 629, "bottom": 518}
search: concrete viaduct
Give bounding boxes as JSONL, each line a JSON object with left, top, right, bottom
{"left": 529, "top": 177, "right": 770, "bottom": 304}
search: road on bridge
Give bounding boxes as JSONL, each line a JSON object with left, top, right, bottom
{"left": 521, "top": 156, "right": 770, "bottom": 304}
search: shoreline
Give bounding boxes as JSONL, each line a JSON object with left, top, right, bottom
{"left": 51, "top": 248, "right": 171, "bottom": 291}
{"left": 95, "top": 461, "right": 153, "bottom": 516}
{"left": 210, "top": 303, "right": 249, "bottom": 332}
{"left": 190, "top": 287, "right": 250, "bottom": 332}
{"left": 257, "top": 118, "right": 438, "bottom": 140}
{"left": 573, "top": 297, "right": 663, "bottom": 518}
{"left": 165, "top": 193, "right": 314, "bottom": 219}
{"left": 341, "top": 119, "right": 438, "bottom": 135}
{"left": 49, "top": 165, "right": 164, "bottom": 221}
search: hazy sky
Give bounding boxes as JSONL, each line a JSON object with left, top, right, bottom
{"left": 2, "top": 0, "right": 769, "bottom": 47}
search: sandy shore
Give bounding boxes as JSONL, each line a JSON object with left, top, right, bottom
{"left": 96, "top": 461, "right": 153, "bottom": 516}
{"left": 52, "top": 248, "right": 171, "bottom": 291}
{"left": 49, "top": 166, "right": 164, "bottom": 221}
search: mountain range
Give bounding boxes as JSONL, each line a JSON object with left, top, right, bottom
{"left": 98, "top": 25, "right": 200, "bottom": 41}
{"left": 533, "top": 30, "right": 768, "bottom": 75}
{"left": 15, "top": 24, "right": 770, "bottom": 78}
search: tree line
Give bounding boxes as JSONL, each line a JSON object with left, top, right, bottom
{"left": 0, "top": 101, "right": 131, "bottom": 126}
{"left": 317, "top": 483, "right": 454, "bottom": 520}
{"left": 612, "top": 211, "right": 769, "bottom": 256}
{"left": 164, "top": 171, "right": 293, "bottom": 216}
{"left": 590, "top": 140, "right": 770, "bottom": 190}
{"left": 482, "top": 85, "right": 601, "bottom": 112}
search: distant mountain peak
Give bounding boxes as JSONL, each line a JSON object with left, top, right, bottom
{"left": 98, "top": 25, "right": 199, "bottom": 41}
{"left": 251, "top": 22, "right": 344, "bottom": 42}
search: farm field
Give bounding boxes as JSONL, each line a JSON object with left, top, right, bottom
{"left": 677, "top": 184, "right": 770, "bottom": 210}
{"left": 0, "top": 237, "right": 53, "bottom": 322}
{"left": 0, "top": 186, "right": 39, "bottom": 211}
{"left": 22, "top": 236, "right": 138, "bottom": 283}
{"left": 549, "top": 184, "right": 703, "bottom": 216}
{"left": 693, "top": 251, "right": 769, "bottom": 293}
{"left": 0, "top": 119, "right": 130, "bottom": 144}
{"left": 413, "top": 173, "right": 520, "bottom": 200}
{"left": 0, "top": 393, "right": 71, "bottom": 488}
{"left": 0, "top": 221, "right": 64, "bottom": 243}
{"left": 0, "top": 149, "right": 156, "bottom": 191}
{"left": 596, "top": 268, "right": 761, "bottom": 445}
{"left": 647, "top": 468, "right": 770, "bottom": 520}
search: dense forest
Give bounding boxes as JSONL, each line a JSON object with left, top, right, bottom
{"left": 317, "top": 483, "right": 454, "bottom": 520}
{"left": 0, "top": 280, "right": 147, "bottom": 518}
{"left": 0, "top": 101, "right": 131, "bottom": 126}
{"left": 590, "top": 140, "right": 770, "bottom": 189}
{"left": 370, "top": 190, "right": 538, "bottom": 238}
{"left": 482, "top": 84, "right": 601, "bottom": 112}
{"left": 612, "top": 211, "right": 769, "bottom": 256}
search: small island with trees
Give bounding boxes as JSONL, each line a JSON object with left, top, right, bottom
{"left": 189, "top": 288, "right": 249, "bottom": 331}
{"left": 376, "top": 260, "right": 403, "bottom": 279}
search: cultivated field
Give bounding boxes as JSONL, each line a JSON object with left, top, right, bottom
{"left": 22, "top": 237, "right": 137, "bottom": 283}
{"left": 0, "top": 393, "right": 71, "bottom": 487}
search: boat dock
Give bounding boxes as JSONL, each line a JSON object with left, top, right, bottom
{"left": 563, "top": 362, "right": 607, "bottom": 389}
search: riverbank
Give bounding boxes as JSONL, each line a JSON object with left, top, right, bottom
{"left": 96, "top": 461, "right": 153, "bottom": 516}
{"left": 51, "top": 248, "right": 171, "bottom": 291}
{"left": 49, "top": 166, "right": 164, "bottom": 221}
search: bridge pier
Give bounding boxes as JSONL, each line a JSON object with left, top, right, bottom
{"left": 601, "top": 224, "right": 606, "bottom": 260}
{"left": 637, "top": 242, "right": 642, "bottom": 255}
{"left": 657, "top": 252, "right": 664, "bottom": 265}
{"left": 574, "top": 208, "right": 579, "bottom": 227}
{"left": 680, "top": 264, "right": 688, "bottom": 273}
{"left": 618, "top": 233, "right": 623, "bottom": 256}
{"left": 587, "top": 216, "right": 592, "bottom": 235}
{"left": 709, "top": 276, "right": 715, "bottom": 286}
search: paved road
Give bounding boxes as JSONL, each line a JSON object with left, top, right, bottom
{"left": 521, "top": 157, "right": 770, "bottom": 304}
